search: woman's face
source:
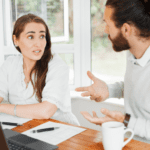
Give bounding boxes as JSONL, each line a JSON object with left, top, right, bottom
{"left": 14, "top": 22, "right": 47, "bottom": 61}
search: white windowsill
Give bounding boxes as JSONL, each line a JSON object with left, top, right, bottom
{"left": 70, "top": 91, "right": 124, "bottom": 106}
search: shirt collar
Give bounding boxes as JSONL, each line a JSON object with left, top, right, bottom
{"left": 128, "top": 45, "right": 150, "bottom": 67}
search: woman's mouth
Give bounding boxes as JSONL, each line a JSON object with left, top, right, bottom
{"left": 33, "top": 50, "right": 42, "bottom": 55}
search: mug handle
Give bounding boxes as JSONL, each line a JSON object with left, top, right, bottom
{"left": 122, "top": 128, "right": 134, "bottom": 147}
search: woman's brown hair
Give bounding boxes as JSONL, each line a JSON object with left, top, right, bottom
{"left": 12, "top": 13, "right": 53, "bottom": 102}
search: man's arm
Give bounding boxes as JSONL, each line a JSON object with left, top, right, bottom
{"left": 81, "top": 109, "right": 150, "bottom": 140}
{"left": 107, "top": 81, "right": 124, "bottom": 99}
{"left": 128, "top": 117, "right": 150, "bottom": 140}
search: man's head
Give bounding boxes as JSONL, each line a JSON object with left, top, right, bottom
{"left": 103, "top": 0, "right": 150, "bottom": 52}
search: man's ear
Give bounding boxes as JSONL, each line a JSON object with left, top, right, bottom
{"left": 121, "top": 23, "right": 132, "bottom": 38}
{"left": 13, "top": 35, "right": 18, "bottom": 46}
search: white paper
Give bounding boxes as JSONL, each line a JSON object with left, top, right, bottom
{"left": 22, "top": 121, "right": 86, "bottom": 145}
{"left": 0, "top": 113, "right": 31, "bottom": 129}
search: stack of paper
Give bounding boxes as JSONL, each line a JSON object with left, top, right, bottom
{"left": 23, "top": 121, "right": 86, "bottom": 145}
{"left": 0, "top": 113, "right": 31, "bottom": 129}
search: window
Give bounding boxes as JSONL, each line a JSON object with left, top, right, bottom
{"left": 10, "top": 0, "right": 69, "bottom": 43}
{"left": 91, "top": 0, "right": 126, "bottom": 105}
{"left": 1, "top": 0, "right": 91, "bottom": 90}
{"left": 0, "top": 0, "right": 125, "bottom": 104}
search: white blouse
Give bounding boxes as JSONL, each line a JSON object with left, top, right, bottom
{"left": 0, "top": 54, "right": 79, "bottom": 126}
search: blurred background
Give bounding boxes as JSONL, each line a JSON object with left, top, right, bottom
{"left": 0, "top": 0, "right": 126, "bottom": 130}
{"left": 1, "top": 0, "right": 126, "bottom": 104}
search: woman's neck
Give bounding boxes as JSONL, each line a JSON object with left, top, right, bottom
{"left": 23, "top": 57, "right": 36, "bottom": 73}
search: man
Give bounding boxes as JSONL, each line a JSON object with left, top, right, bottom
{"left": 76, "top": 0, "right": 150, "bottom": 140}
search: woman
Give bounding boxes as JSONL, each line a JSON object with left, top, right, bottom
{"left": 0, "top": 14, "right": 79, "bottom": 125}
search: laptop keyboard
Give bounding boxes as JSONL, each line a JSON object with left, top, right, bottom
{"left": 7, "top": 140, "right": 33, "bottom": 150}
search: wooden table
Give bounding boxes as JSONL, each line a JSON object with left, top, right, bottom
{"left": 12, "top": 119, "right": 150, "bottom": 150}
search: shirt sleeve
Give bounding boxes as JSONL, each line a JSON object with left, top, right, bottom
{"left": 41, "top": 54, "right": 71, "bottom": 112}
{"left": 0, "top": 56, "right": 13, "bottom": 101}
{"left": 107, "top": 81, "right": 124, "bottom": 99}
{"left": 128, "top": 116, "right": 150, "bottom": 140}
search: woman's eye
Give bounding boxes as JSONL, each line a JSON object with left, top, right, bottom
{"left": 28, "top": 35, "right": 33, "bottom": 39}
{"left": 40, "top": 35, "right": 45, "bottom": 39}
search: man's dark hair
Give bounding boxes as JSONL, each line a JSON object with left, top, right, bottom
{"left": 106, "top": 0, "right": 150, "bottom": 39}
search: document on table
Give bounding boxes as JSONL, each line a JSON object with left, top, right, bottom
{"left": 22, "top": 121, "right": 86, "bottom": 145}
{"left": 0, "top": 113, "right": 31, "bottom": 129}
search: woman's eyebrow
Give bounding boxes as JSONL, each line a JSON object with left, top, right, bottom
{"left": 26, "top": 31, "right": 46, "bottom": 34}
{"left": 40, "top": 31, "right": 46, "bottom": 33}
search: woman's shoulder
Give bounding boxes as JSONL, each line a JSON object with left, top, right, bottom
{"left": 3, "top": 55, "right": 22, "bottom": 68}
{"left": 5, "top": 55, "right": 22, "bottom": 62}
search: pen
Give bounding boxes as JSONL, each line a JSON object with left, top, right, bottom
{"left": 31, "top": 127, "right": 59, "bottom": 133}
{"left": 0, "top": 122, "right": 23, "bottom": 126}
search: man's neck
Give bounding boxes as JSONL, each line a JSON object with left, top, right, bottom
{"left": 129, "top": 39, "right": 150, "bottom": 59}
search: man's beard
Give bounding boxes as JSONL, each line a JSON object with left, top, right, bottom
{"left": 108, "top": 31, "right": 131, "bottom": 52}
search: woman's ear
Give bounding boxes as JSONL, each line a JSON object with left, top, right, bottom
{"left": 13, "top": 35, "right": 18, "bottom": 46}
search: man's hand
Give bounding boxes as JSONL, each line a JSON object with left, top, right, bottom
{"left": 0, "top": 97, "right": 3, "bottom": 103}
{"left": 81, "top": 108, "right": 125, "bottom": 125}
{"left": 75, "top": 71, "right": 109, "bottom": 102}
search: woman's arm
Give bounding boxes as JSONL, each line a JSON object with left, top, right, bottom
{"left": 0, "top": 101, "right": 57, "bottom": 119}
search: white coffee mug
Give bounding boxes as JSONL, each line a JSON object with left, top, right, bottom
{"left": 102, "top": 121, "right": 134, "bottom": 150}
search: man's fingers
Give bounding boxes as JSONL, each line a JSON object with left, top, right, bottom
{"left": 95, "top": 97, "right": 103, "bottom": 102}
{"left": 81, "top": 92, "right": 91, "bottom": 97}
{"left": 90, "top": 96, "right": 96, "bottom": 100}
{"left": 90, "top": 117, "right": 105, "bottom": 124}
{"left": 87, "top": 71, "right": 97, "bottom": 82}
{"left": 75, "top": 87, "right": 89, "bottom": 92}
{"left": 92, "top": 111, "right": 98, "bottom": 118}
{"left": 90, "top": 96, "right": 103, "bottom": 102}
{"left": 101, "top": 108, "right": 116, "bottom": 119}
{"left": 80, "top": 111, "right": 93, "bottom": 121}
{"left": 81, "top": 111, "right": 104, "bottom": 124}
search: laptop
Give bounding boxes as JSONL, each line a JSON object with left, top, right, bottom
{"left": 0, "top": 124, "right": 58, "bottom": 150}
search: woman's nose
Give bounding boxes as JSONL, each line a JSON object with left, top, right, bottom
{"left": 34, "top": 39, "right": 41, "bottom": 47}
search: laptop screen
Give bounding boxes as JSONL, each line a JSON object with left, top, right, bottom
{"left": 0, "top": 124, "right": 9, "bottom": 150}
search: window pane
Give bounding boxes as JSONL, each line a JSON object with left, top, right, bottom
{"left": 58, "top": 53, "right": 74, "bottom": 84}
{"left": 10, "top": 0, "right": 73, "bottom": 44}
{"left": 54, "top": 0, "right": 74, "bottom": 44}
{"left": 91, "top": 0, "right": 126, "bottom": 84}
